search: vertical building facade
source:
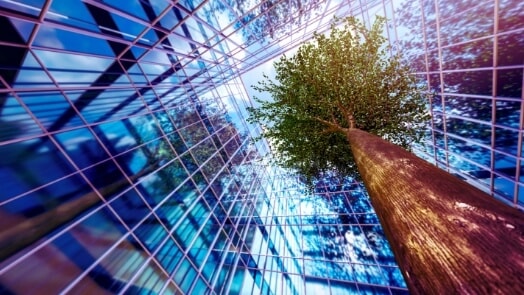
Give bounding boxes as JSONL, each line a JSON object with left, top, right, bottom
{"left": 346, "top": 0, "right": 523, "bottom": 207}
{"left": 0, "top": 0, "right": 522, "bottom": 294}
{"left": 0, "top": 0, "right": 406, "bottom": 294}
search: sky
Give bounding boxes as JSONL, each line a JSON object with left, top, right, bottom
{"left": 241, "top": 58, "right": 276, "bottom": 106}
{"left": 240, "top": 40, "right": 303, "bottom": 106}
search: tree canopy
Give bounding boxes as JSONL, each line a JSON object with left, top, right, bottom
{"left": 247, "top": 16, "right": 428, "bottom": 182}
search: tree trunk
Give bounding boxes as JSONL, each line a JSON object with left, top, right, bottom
{"left": 346, "top": 128, "right": 524, "bottom": 294}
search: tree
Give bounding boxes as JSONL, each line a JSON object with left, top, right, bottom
{"left": 248, "top": 16, "right": 524, "bottom": 293}
{"left": 248, "top": 16, "right": 428, "bottom": 182}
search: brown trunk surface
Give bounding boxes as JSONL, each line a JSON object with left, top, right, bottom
{"left": 347, "top": 128, "right": 524, "bottom": 294}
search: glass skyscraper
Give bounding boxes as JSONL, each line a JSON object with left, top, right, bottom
{"left": 0, "top": 0, "right": 522, "bottom": 294}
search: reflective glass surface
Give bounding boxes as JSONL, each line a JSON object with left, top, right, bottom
{"left": 1, "top": 0, "right": 523, "bottom": 294}
{"left": 390, "top": 0, "right": 523, "bottom": 204}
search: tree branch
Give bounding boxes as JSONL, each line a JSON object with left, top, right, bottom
{"left": 319, "top": 126, "right": 342, "bottom": 135}
{"left": 313, "top": 116, "right": 348, "bottom": 134}
{"left": 348, "top": 114, "right": 356, "bottom": 129}
{"left": 335, "top": 101, "right": 356, "bottom": 129}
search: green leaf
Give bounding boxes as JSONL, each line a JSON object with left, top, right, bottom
{"left": 248, "top": 16, "right": 428, "bottom": 184}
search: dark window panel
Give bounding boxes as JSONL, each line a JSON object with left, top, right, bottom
{"left": 441, "top": 38, "right": 493, "bottom": 70}
{"left": 0, "top": 136, "right": 76, "bottom": 202}
{"left": 499, "top": 0, "right": 524, "bottom": 32}
{"left": 496, "top": 100, "right": 521, "bottom": 128}
{"left": 0, "top": 16, "right": 32, "bottom": 44}
{"left": 0, "top": 45, "right": 28, "bottom": 87}
{"left": 443, "top": 70, "right": 493, "bottom": 95}
{"left": 439, "top": 1, "right": 494, "bottom": 45}
{"left": 109, "top": 188, "right": 150, "bottom": 228}
{"left": 497, "top": 33, "right": 524, "bottom": 67}
{"left": 495, "top": 127, "right": 519, "bottom": 155}
{"left": 497, "top": 68, "right": 523, "bottom": 98}
{"left": 134, "top": 214, "right": 167, "bottom": 252}
{"left": 446, "top": 117, "right": 492, "bottom": 145}
{"left": 444, "top": 96, "right": 492, "bottom": 122}
{"left": 0, "top": 96, "right": 43, "bottom": 141}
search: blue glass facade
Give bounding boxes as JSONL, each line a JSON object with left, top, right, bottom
{"left": 0, "top": 0, "right": 522, "bottom": 294}
{"left": 360, "top": 0, "right": 523, "bottom": 207}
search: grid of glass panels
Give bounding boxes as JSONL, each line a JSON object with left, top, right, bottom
{"left": 232, "top": 168, "right": 408, "bottom": 294}
{"left": 348, "top": 0, "right": 523, "bottom": 208}
{"left": 2, "top": 0, "right": 520, "bottom": 294}
{"left": 0, "top": 0, "right": 407, "bottom": 294}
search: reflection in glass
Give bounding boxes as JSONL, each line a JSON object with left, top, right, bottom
{"left": 444, "top": 71, "right": 492, "bottom": 96}
{"left": 109, "top": 188, "right": 149, "bottom": 228}
{"left": 447, "top": 135, "right": 491, "bottom": 168}
{"left": 439, "top": 1, "right": 494, "bottom": 45}
{"left": 54, "top": 127, "right": 109, "bottom": 169}
{"left": 494, "top": 175, "right": 515, "bottom": 201}
{"left": 499, "top": 0, "right": 524, "bottom": 32}
{"left": 0, "top": 137, "right": 75, "bottom": 201}
{"left": 497, "top": 33, "right": 524, "bottom": 67}
{"left": 497, "top": 69, "right": 523, "bottom": 98}
{"left": 444, "top": 96, "right": 491, "bottom": 122}
{"left": 496, "top": 100, "right": 521, "bottom": 128}
{"left": 5, "top": 0, "right": 522, "bottom": 292}
{"left": 441, "top": 38, "right": 493, "bottom": 70}
{"left": 446, "top": 117, "right": 491, "bottom": 145}
{"left": 0, "top": 96, "right": 43, "bottom": 142}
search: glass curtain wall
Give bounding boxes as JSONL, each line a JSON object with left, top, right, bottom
{"left": 348, "top": 0, "right": 523, "bottom": 207}
{"left": 1, "top": 0, "right": 521, "bottom": 294}
{"left": 0, "top": 0, "right": 407, "bottom": 294}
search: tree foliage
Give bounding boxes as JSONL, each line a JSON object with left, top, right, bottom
{"left": 248, "top": 16, "right": 429, "bottom": 182}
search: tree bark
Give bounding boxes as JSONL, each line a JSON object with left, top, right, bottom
{"left": 346, "top": 128, "right": 524, "bottom": 294}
